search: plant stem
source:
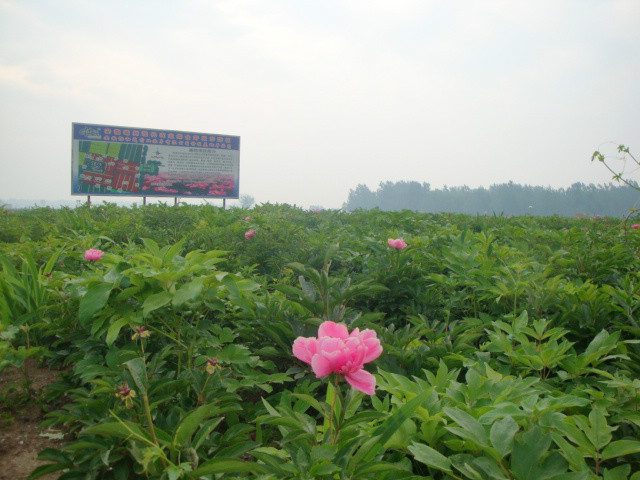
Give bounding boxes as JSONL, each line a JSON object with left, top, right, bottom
{"left": 327, "top": 375, "right": 338, "bottom": 445}
{"left": 142, "top": 392, "right": 167, "bottom": 468}
{"left": 198, "top": 374, "right": 212, "bottom": 405}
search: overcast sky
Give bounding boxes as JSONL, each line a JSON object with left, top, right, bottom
{"left": 1, "top": 0, "right": 638, "bottom": 209}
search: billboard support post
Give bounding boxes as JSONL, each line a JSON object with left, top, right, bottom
{"left": 223, "top": 198, "right": 226, "bottom": 210}
{"left": 87, "top": 195, "right": 91, "bottom": 207}
{"left": 143, "top": 196, "right": 146, "bottom": 206}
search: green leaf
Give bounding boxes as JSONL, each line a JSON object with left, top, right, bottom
{"left": 26, "top": 462, "right": 71, "bottom": 480}
{"left": 444, "top": 407, "right": 489, "bottom": 448}
{"left": 408, "top": 442, "right": 452, "bottom": 473}
{"left": 193, "top": 417, "right": 225, "bottom": 450}
{"left": 603, "top": 465, "right": 631, "bottom": 480}
{"left": 309, "top": 461, "right": 340, "bottom": 476}
{"left": 162, "top": 238, "right": 185, "bottom": 265}
{"left": 352, "top": 461, "right": 404, "bottom": 477}
{"left": 551, "top": 432, "right": 589, "bottom": 471}
{"left": 325, "top": 380, "right": 342, "bottom": 429}
{"left": 587, "top": 408, "right": 612, "bottom": 450}
{"left": 473, "top": 457, "right": 509, "bottom": 480}
{"left": 512, "top": 427, "right": 549, "bottom": 479}
{"left": 191, "top": 458, "right": 266, "bottom": 476}
{"left": 79, "top": 283, "right": 113, "bottom": 325}
{"left": 124, "top": 357, "right": 147, "bottom": 395}
{"left": 173, "top": 404, "right": 216, "bottom": 448}
{"left": 84, "top": 420, "right": 150, "bottom": 443}
{"left": 172, "top": 279, "right": 203, "bottom": 307}
{"left": 142, "top": 291, "right": 172, "bottom": 318}
{"left": 165, "top": 463, "right": 192, "bottom": 480}
{"left": 601, "top": 440, "right": 640, "bottom": 460}
{"left": 546, "top": 473, "right": 590, "bottom": 480}
{"left": 35, "top": 448, "right": 71, "bottom": 464}
{"left": 512, "top": 427, "right": 566, "bottom": 480}
{"left": 222, "top": 274, "right": 240, "bottom": 298}
{"left": 292, "top": 393, "right": 329, "bottom": 417}
{"left": 450, "top": 453, "right": 485, "bottom": 479}
{"left": 490, "top": 416, "right": 519, "bottom": 458}
{"left": 310, "top": 444, "right": 337, "bottom": 463}
{"left": 105, "top": 318, "right": 129, "bottom": 346}
{"left": 218, "top": 344, "right": 252, "bottom": 364}
{"left": 351, "top": 389, "right": 432, "bottom": 467}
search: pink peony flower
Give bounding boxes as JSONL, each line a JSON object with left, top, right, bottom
{"left": 292, "top": 321, "right": 382, "bottom": 395}
{"left": 84, "top": 249, "right": 104, "bottom": 261}
{"left": 245, "top": 229, "right": 256, "bottom": 239}
{"left": 387, "top": 238, "right": 407, "bottom": 249}
{"left": 632, "top": 224, "right": 640, "bottom": 229}
{"left": 244, "top": 216, "right": 251, "bottom": 221}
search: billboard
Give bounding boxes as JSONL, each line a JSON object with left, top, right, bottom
{"left": 71, "top": 123, "right": 240, "bottom": 198}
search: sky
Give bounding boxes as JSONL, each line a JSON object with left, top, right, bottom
{"left": 1, "top": 0, "right": 639, "bottom": 209}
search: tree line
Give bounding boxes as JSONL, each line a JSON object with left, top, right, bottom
{"left": 343, "top": 181, "right": 640, "bottom": 217}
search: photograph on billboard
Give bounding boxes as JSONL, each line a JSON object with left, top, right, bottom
{"left": 71, "top": 123, "right": 240, "bottom": 198}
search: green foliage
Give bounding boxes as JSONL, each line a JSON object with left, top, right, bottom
{"left": 0, "top": 203, "right": 639, "bottom": 479}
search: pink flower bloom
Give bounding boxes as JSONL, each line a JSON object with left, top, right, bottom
{"left": 245, "top": 229, "right": 256, "bottom": 239}
{"left": 244, "top": 216, "right": 251, "bottom": 221}
{"left": 632, "top": 224, "right": 640, "bottom": 229}
{"left": 84, "top": 249, "right": 104, "bottom": 261}
{"left": 292, "top": 321, "right": 382, "bottom": 395}
{"left": 584, "top": 228, "right": 589, "bottom": 232}
{"left": 387, "top": 238, "right": 407, "bottom": 249}
{"left": 595, "top": 215, "right": 601, "bottom": 219}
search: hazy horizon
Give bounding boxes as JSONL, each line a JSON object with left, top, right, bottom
{"left": 1, "top": 1, "right": 639, "bottom": 209}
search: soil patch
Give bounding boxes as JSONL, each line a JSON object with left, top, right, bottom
{"left": 0, "top": 360, "right": 68, "bottom": 480}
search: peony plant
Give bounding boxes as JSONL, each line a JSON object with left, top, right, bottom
{"left": 292, "top": 320, "right": 382, "bottom": 395}
{"left": 387, "top": 238, "right": 407, "bottom": 249}
{"left": 84, "top": 248, "right": 104, "bottom": 261}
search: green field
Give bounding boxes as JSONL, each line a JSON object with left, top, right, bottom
{"left": 1, "top": 203, "right": 639, "bottom": 479}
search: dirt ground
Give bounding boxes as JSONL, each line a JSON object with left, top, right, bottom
{"left": 0, "top": 361, "right": 68, "bottom": 480}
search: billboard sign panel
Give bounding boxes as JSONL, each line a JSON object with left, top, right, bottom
{"left": 71, "top": 123, "right": 240, "bottom": 198}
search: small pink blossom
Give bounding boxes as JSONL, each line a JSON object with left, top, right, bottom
{"left": 292, "top": 321, "right": 382, "bottom": 395}
{"left": 244, "top": 216, "right": 251, "bottom": 221}
{"left": 595, "top": 215, "right": 601, "bottom": 219}
{"left": 584, "top": 228, "right": 589, "bottom": 232}
{"left": 387, "top": 238, "right": 407, "bottom": 249}
{"left": 632, "top": 224, "right": 640, "bottom": 229}
{"left": 245, "top": 229, "right": 256, "bottom": 239}
{"left": 84, "top": 249, "right": 104, "bottom": 261}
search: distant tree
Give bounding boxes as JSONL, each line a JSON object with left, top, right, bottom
{"left": 239, "top": 194, "right": 255, "bottom": 209}
{"left": 344, "top": 184, "right": 377, "bottom": 210}
{"left": 342, "top": 179, "right": 640, "bottom": 216}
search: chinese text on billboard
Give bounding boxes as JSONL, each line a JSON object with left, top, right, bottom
{"left": 71, "top": 123, "right": 240, "bottom": 198}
